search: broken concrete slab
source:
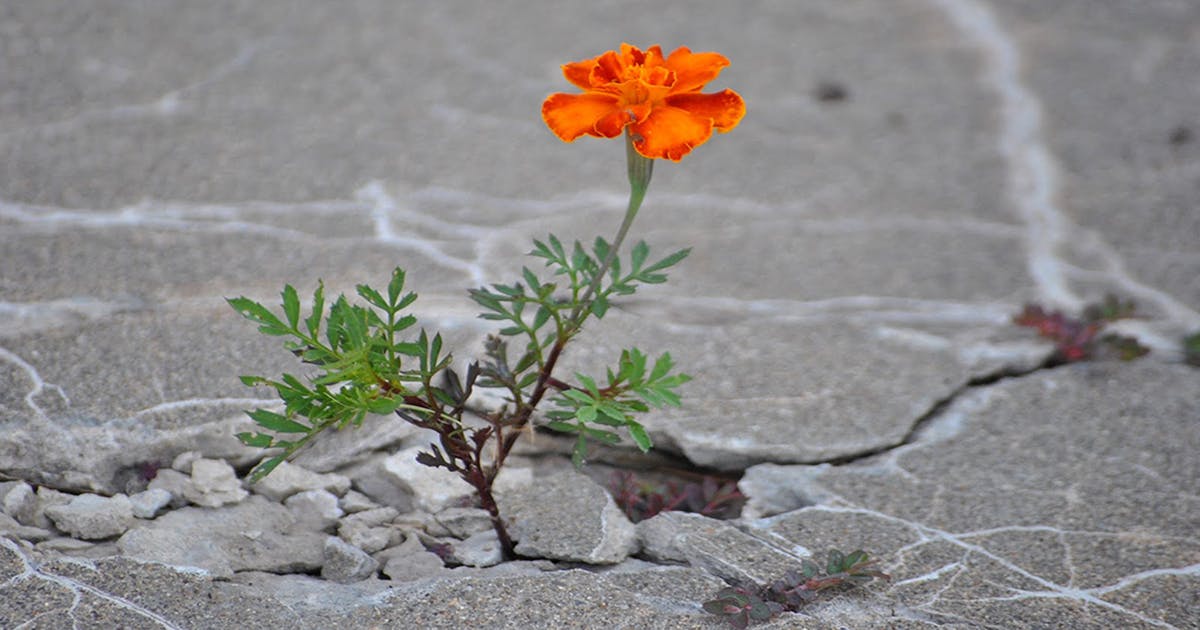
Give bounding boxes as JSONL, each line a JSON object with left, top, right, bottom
{"left": 1, "top": 0, "right": 1197, "bottom": 627}
{"left": 500, "top": 471, "right": 637, "bottom": 565}
{"left": 42, "top": 493, "right": 135, "bottom": 540}
{"left": 116, "top": 495, "right": 324, "bottom": 578}
{"left": 742, "top": 361, "right": 1200, "bottom": 629}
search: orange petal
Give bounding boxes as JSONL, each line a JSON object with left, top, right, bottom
{"left": 542, "top": 92, "right": 624, "bottom": 141}
{"left": 562, "top": 57, "right": 598, "bottom": 90}
{"left": 665, "top": 89, "right": 746, "bottom": 132}
{"left": 629, "top": 104, "right": 717, "bottom": 161}
{"left": 665, "top": 47, "right": 731, "bottom": 94}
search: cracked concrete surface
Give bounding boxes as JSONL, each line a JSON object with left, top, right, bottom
{"left": 1, "top": 0, "right": 1197, "bottom": 627}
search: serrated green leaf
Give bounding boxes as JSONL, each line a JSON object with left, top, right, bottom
{"left": 236, "top": 432, "right": 274, "bottom": 448}
{"left": 630, "top": 240, "right": 649, "bottom": 271}
{"left": 517, "top": 371, "right": 539, "bottom": 389}
{"left": 802, "top": 559, "right": 821, "bottom": 577}
{"left": 545, "top": 420, "right": 582, "bottom": 434}
{"left": 227, "top": 297, "right": 290, "bottom": 335}
{"left": 532, "top": 306, "right": 551, "bottom": 331}
{"left": 627, "top": 421, "right": 652, "bottom": 452}
{"left": 590, "top": 295, "right": 609, "bottom": 319}
{"left": 392, "top": 314, "right": 417, "bottom": 332}
{"left": 305, "top": 281, "right": 325, "bottom": 337}
{"left": 593, "top": 407, "right": 626, "bottom": 427}
{"left": 648, "top": 352, "right": 674, "bottom": 381}
{"left": 577, "top": 374, "right": 600, "bottom": 396}
{"left": 247, "top": 409, "right": 311, "bottom": 433}
{"left": 356, "top": 284, "right": 387, "bottom": 310}
{"left": 828, "top": 549, "right": 846, "bottom": 574}
{"left": 562, "top": 389, "right": 594, "bottom": 405}
{"left": 582, "top": 426, "right": 621, "bottom": 444}
{"left": 575, "top": 405, "right": 597, "bottom": 423}
{"left": 281, "top": 284, "right": 301, "bottom": 329}
{"left": 643, "top": 247, "right": 691, "bottom": 273}
{"left": 387, "top": 267, "right": 406, "bottom": 303}
{"left": 247, "top": 454, "right": 287, "bottom": 483}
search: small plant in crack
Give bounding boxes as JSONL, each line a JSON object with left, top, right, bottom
{"left": 702, "top": 549, "right": 890, "bottom": 628}
{"left": 1013, "top": 294, "right": 1149, "bottom": 363}
{"left": 1183, "top": 330, "right": 1200, "bottom": 367}
{"left": 608, "top": 470, "right": 744, "bottom": 522}
{"left": 226, "top": 44, "right": 745, "bottom": 561}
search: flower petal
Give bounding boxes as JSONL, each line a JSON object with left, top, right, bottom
{"left": 665, "top": 89, "right": 746, "bottom": 132}
{"left": 665, "top": 47, "right": 731, "bottom": 94}
{"left": 542, "top": 92, "right": 624, "bottom": 141}
{"left": 629, "top": 104, "right": 717, "bottom": 161}
{"left": 562, "top": 57, "right": 598, "bottom": 90}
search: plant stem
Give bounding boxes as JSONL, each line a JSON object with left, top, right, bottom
{"left": 570, "top": 129, "right": 654, "bottom": 325}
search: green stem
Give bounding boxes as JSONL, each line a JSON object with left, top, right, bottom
{"left": 570, "top": 129, "right": 654, "bottom": 324}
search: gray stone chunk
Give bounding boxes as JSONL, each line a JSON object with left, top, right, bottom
{"left": 449, "top": 530, "right": 504, "bottom": 568}
{"left": 32, "top": 487, "right": 72, "bottom": 530}
{"left": 249, "top": 461, "right": 351, "bottom": 502}
{"left": 1, "top": 481, "right": 37, "bottom": 525}
{"left": 433, "top": 507, "right": 493, "bottom": 539}
{"left": 116, "top": 495, "right": 324, "bottom": 578}
{"left": 184, "top": 458, "right": 247, "bottom": 507}
{"left": 381, "top": 446, "right": 473, "bottom": 513}
{"left": 0, "top": 512, "right": 53, "bottom": 542}
{"left": 637, "top": 511, "right": 801, "bottom": 586}
{"left": 128, "top": 488, "right": 173, "bottom": 519}
{"left": 377, "top": 535, "right": 449, "bottom": 581}
{"left": 338, "top": 489, "right": 379, "bottom": 514}
{"left": 285, "top": 489, "right": 344, "bottom": 532}
{"left": 43, "top": 493, "right": 135, "bottom": 540}
{"left": 145, "top": 469, "right": 191, "bottom": 508}
{"left": 321, "top": 536, "right": 379, "bottom": 583}
{"left": 500, "top": 471, "right": 637, "bottom": 564}
{"left": 337, "top": 506, "right": 401, "bottom": 553}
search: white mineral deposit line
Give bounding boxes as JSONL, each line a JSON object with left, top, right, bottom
{"left": 927, "top": 0, "right": 1079, "bottom": 311}
{"left": 930, "top": 0, "right": 1200, "bottom": 340}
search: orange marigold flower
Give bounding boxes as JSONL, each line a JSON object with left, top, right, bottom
{"left": 542, "top": 43, "right": 745, "bottom": 161}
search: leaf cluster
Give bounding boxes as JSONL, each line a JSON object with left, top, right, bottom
{"left": 1013, "top": 294, "right": 1149, "bottom": 363}
{"left": 546, "top": 349, "right": 690, "bottom": 467}
{"left": 702, "top": 550, "right": 890, "bottom": 628}
{"left": 468, "top": 235, "right": 690, "bottom": 466}
{"left": 608, "top": 471, "right": 744, "bottom": 523}
{"left": 227, "top": 268, "right": 438, "bottom": 481}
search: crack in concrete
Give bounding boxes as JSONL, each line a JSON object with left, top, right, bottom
{"left": 1, "top": 538, "right": 182, "bottom": 629}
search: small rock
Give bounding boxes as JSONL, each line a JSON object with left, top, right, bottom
{"left": 116, "top": 495, "right": 324, "bottom": 578}
{"left": 285, "top": 489, "right": 344, "bottom": 532}
{"left": 450, "top": 530, "right": 504, "bottom": 568}
{"left": 636, "top": 511, "right": 798, "bottom": 586}
{"left": 433, "top": 507, "right": 493, "bottom": 539}
{"left": 249, "top": 461, "right": 351, "bottom": 502}
{"left": 33, "top": 487, "right": 72, "bottom": 530}
{"left": 1, "top": 481, "right": 37, "bottom": 525}
{"left": 381, "top": 447, "right": 473, "bottom": 513}
{"left": 338, "top": 489, "right": 378, "bottom": 514}
{"left": 146, "top": 469, "right": 191, "bottom": 508}
{"left": 129, "top": 488, "right": 173, "bottom": 519}
{"left": 338, "top": 507, "right": 401, "bottom": 553}
{"left": 0, "top": 512, "right": 53, "bottom": 542}
{"left": 43, "top": 493, "right": 135, "bottom": 540}
{"left": 321, "top": 536, "right": 379, "bottom": 583}
{"left": 340, "top": 453, "right": 414, "bottom": 511}
{"left": 184, "top": 458, "right": 247, "bottom": 507}
{"left": 171, "top": 451, "right": 202, "bottom": 473}
{"left": 377, "top": 535, "right": 448, "bottom": 581}
{"left": 499, "top": 471, "right": 637, "bottom": 565}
